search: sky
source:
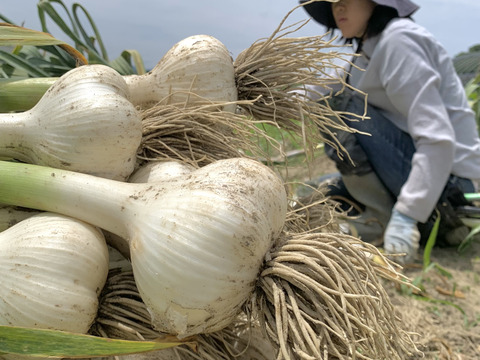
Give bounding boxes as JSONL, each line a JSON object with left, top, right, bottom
{"left": 1, "top": 0, "right": 479, "bottom": 70}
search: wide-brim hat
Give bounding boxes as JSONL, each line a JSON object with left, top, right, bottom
{"left": 299, "top": 0, "right": 420, "bottom": 28}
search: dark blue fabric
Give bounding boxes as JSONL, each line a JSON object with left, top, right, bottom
{"left": 327, "top": 91, "right": 475, "bottom": 197}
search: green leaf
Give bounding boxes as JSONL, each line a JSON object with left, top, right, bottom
{"left": 37, "top": 0, "right": 107, "bottom": 66}
{"left": 72, "top": 2, "right": 109, "bottom": 60}
{"left": 2, "top": 1, "right": 143, "bottom": 76}
{"left": 39, "top": 44, "right": 78, "bottom": 69}
{"left": 0, "top": 23, "right": 87, "bottom": 68}
{"left": 37, "top": 0, "right": 83, "bottom": 46}
{"left": 0, "top": 14, "right": 16, "bottom": 25}
{"left": 109, "top": 50, "right": 146, "bottom": 75}
{"left": 0, "top": 22, "right": 64, "bottom": 46}
{"left": 122, "top": 49, "right": 147, "bottom": 75}
{"left": 412, "top": 295, "right": 467, "bottom": 317}
{"left": 109, "top": 54, "right": 136, "bottom": 75}
{"left": 0, "top": 325, "right": 187, "bottom": 358}
{"left": 458, "top": 224, "right": 480, "bottom": 253}
{"left": 423, "top": 210, "right": 440, "bottom": 270}
{"left": 0, "top": 49, "right": 50, "bottom": 77}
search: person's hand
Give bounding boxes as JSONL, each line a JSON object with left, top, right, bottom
{"left": 384, "top": 208, "right": 420, "bottom": 264}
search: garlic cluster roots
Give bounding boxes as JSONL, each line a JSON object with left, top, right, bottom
{"left": 254, "top": 232, "right": 419, "bottom": 359}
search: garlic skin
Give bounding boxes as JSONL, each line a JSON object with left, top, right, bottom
{"left": 107, "top": 161, "right": 196, "bottom": 258}
{"left": 129, "top": 158, "right": 287, "bottom": 337}
{"left": 128, "top": 161, "right": 195, "bottom": 183}
{"left": 124, "top": 35, "right": 238, "bottom": 112}
{"left": 0, "top": 64, "right": 142, "bottom": 180}
{"left": 0, "top": 213, "right": 109, "bottom": 334}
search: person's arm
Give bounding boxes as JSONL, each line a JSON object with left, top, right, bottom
{"left": 378, "top": 29, "right": 455, "bottom": 223}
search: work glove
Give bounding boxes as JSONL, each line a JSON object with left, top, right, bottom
{"left": 384, "top": 208, "right": 420, "bottom": 265}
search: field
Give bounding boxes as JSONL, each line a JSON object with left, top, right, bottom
{"left": 0, "top": 3, "right": 478, "bottom": 357}
{"left": 389, "top": 242, "right": 480, "bottom": 359}
{"left": 283, "top": 152, "right": 480, "bottom": 360}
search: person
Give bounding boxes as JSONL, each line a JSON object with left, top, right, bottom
{"left": 299, "top": 0, "right": 480, "bottom": 264}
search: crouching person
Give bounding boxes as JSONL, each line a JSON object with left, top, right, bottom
{"left": 300, "top": 0, "right": 480, "bottom": 264}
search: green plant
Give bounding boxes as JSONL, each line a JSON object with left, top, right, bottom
{"left": 0, "top": 0, "right": 145, "bottom": 77}
{"left": 0, "top": 325, "right": 184, "bottom": 358}
{"left": 465, "top": 73, "right": 480, "bottom": 126}
{"left": 423, "top": 211, "right": 440, "bottom": 269}
{"left": 464, "top": 313, "right": 480, "bottom": 329}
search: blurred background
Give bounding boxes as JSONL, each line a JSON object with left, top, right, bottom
{"left": 1, "top": 0, "right": 479, "bottom": 70}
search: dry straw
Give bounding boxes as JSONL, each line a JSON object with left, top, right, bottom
{"left": 137, "top": 99, "right": 279, "bottom": 168}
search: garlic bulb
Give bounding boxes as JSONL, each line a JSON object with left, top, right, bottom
{"left": 0, "top": 212, "right": 109, "bottom": 333}
{"left": 0, "top": 158, "right": 287, "bottom": 338}
{"left": 0, "top": 65, "right": 142, "bottom": 180}
{"left": 128, "top": 160, "right": 196, "bottom": 183}
{"left": 124, "top": 35, "right": 238, "bottom": 112}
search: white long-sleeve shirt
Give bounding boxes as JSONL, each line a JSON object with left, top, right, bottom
{"left": 348, "top": 18, "right": 480, "bottom": 223}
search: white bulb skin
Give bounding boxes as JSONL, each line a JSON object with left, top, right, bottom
{"left": 0, "top": 213, "right": 109, "bottom": 335}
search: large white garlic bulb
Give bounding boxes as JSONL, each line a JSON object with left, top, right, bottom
{"left": 0, "top": 213, "right": 109, "bottom": 337}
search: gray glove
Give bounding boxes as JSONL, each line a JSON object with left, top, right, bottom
{"left": 384, "top": 208, "right": 420, "bottom": 264}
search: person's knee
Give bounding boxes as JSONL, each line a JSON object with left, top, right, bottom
{"left": 324, "top": 140, "right": 372, "bottom": 176}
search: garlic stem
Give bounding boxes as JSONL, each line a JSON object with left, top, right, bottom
{"left": 123, "top": 35, "right": 238, "bottom": 111}
{"left": 0, "top": 160, "right": 133, "bottom": 240}
{"left": 0, "top": 77, "right": 56, "bottom": 112}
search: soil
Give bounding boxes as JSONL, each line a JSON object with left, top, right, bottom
{"left": 278, "top": 153, "right": 480, "bottom": 360}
